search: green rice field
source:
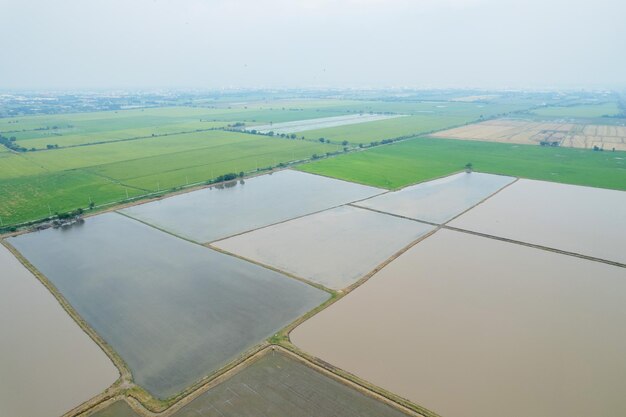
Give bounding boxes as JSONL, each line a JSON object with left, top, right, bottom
{"left": 299, "top": 114, "right": 471, "bottom": 144}
{"left": 530, "top": 102, "right": 622, "bottom": 118}
{"left": 298, "top": 137, "right": 626, "bottom": 190}
{"left": 0, "top": 130, "right": 334, "bottom": 226}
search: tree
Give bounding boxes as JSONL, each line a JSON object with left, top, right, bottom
{"left": 342, "top": 140, "right": 349, "bottom": 146}
{"left": 465, "top": 162, "right": 473, "bottom": 173}
{"left": 318, "top": 138, "right": 325, "bottom": 143}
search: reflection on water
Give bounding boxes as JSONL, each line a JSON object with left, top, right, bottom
{"left": 8, "top": 213, "right": 327, "bottom": 399}
{"left": 216, "top": 205, "right": 434, "bottom": 289}
{"left": 355, "top": 172, "right": 515, "bottom": 224}
{"left": 121, "top": 170, "right": 382, "bottom": 242}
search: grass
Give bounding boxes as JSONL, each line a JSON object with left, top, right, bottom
{"left": 531, "top": 102, "right": 622, "bottom": 118}
{"left": 0, "top": 130, "right": 334, "bottom": 226}
{"left": 1, "top": 106, "right": 353, "bottom": 149}
{"left": 300, "top": 114, "right": 471, "bottom": 144}
{"left": 298, "top": 137, "right": 626, "bottom": 190}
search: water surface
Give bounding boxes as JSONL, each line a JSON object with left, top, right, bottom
{"left": 355, "top": 172, "right": 515, "bottom": 224}
{"left": 215, "top": 205, "right": 434, "bottom": 289}
{"left": 0, "top": 244, "right": 118, "bottom": 417}
{"left": 121, "top": 170, "right": 382, "bottom": 242}
{"left": 450, "top": 179, "right": 626, "bottom": 264}
{"left": 8, "top": 214, "right": 328, "bottom": 399}
{"left": 292, "top": 229, "right": 626, "bottom": 417}
{"left": 90, "top": 351, "right": 412, "bottom": 417}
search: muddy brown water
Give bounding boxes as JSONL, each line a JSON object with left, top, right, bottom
{"left": 292, "top": 229, "right": 626, "bottom": 417}
{"left": 215, "top": 205, "right": 434, "bottom": 289}
{"left": 354, "top": 172, "right": 515, "bottom": 224}
{"left": 450, "top": 178, "right": 626, "bottom": 264}
{"left": 0, "top": 244, "right": 118, "bottom": 417}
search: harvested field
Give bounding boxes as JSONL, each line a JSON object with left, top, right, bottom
{"left": 0, "top": 244, "right": 118, "bottom": 417}
{"left": 121, "top": 170, "right": 382, "bottom": 243}
{"left": 430, "top": 119, "right": 626, "bottom": 151}
{"left": 354, "top": 172, "right": 515, "bottom": 224}
{"left": 214, "top": 205, "right": 434, "bottom": 289}
{"left": 90, "top": 351, "right": 412, "bottom": 417}
{"left": 292, "top": 229, "right": 626, "bottom": 417}
{"left": 245, "top": 113, "right": 404, "bottom": 134}
{"left": 7, "top": 213, "right": 328, "bottom": 399}
{"left": 449, "top": 179, "right": 626, "bottom": 264}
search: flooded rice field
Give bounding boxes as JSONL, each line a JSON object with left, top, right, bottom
{"left": 89, "top": 401, "right": 138, "bottom": 417}
{"left": 215, "top": 205, "right": 434, "bottom": 289}
{"left": 7, "top": 213, "right": 328, "bottom": 399}
{"left": 121, "top": 170, "right": 382, "bottom": 242}
{"left": 0, "top": 244, "right": 118, "bottom": 417}
{"left": 450, "top": 179, "right": 626, "bottom": 264}
{"left": 292, "top": 229, "right": 626, "bottom": 417}
{"left": 245, "top": 113, "right": 404, "bottom": 134}
{"left": 90, "top": 350, "right": 412, "bottom": 417}
{"left": 354, "top": 172, "right": 515, "bottom": 224}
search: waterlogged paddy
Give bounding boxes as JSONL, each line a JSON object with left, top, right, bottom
{"left": 450, "top": 179, "right": 626, "bottom": 264}
{"left": 121, "top": 170, "right": 382, "bottom": 242}
{"left": 215, "top": 205, "right": 434, "bottom": 289}
{"left": 245, "top": 113, "right": 404, "bottom": 134}
{"left": 0, "top": 244, "right": 118, "bottom": 417}
{"left": 292, "top": 229, "right": 626, "bottom": 417}
{"left": 354, "top": 172, "right": 515, "bottom": 224}
{"left": 90, "top": 351, "right": 411, "bottom": 417}
{"left": 8, "top": 214, "right": 328, "bottom": 399}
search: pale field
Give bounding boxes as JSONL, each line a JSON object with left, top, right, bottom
{"left": 214, "top": 205, "right": 434, "bottom": 289}
{"left": 291, "top": 229, "right": 626, "bottom": 417}
{"left": 431, "top": 119, "right": 626, "bottom": 151}
{"left": 246, "top": 114, "right": 405, "bottom": 134}
{"left": 450, "top": 94, "right": 499, "bottom": 102}
{"left": 0, "top": 244, "right": 118, "bottom": 417}
{"left": 449, "top": 179, "right": 626, "bottom": 264}
{"left": 354, "top": 172, "right": 515, "bottom": 224}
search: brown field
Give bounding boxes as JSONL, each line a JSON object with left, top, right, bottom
{"left": 291, "top": 229, "right": 626, "bottom": 417}
{"left": 430, "top": 119, "right": 626, "bottom": 150}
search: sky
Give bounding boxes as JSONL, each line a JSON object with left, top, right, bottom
{"left": 1, "top": 0, "right": 625, "bottom": 90}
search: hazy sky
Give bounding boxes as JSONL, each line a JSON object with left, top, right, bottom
{"left": 1, "top": 0, "right": 625, "bottom": 90}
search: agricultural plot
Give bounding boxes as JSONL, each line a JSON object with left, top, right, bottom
{"left": 0, "top": 106, "right": 354, "bottom": 149}
{"left": 214, "top": 205, "right": 434, "bottom": 289}
{"left": 0, "top": 244, "right": 118, "bottom": 417}
{"left": 449, "top": 179, "right": 626, "bottom": 264}
{"left": 0, "top": 131, "right": 335, "bottom": 226}
{"left": 430, "top": 119, "right": 626, "bottom": 151}
{"left": 90, "top": 351, "right": 412, "bottom": 417}
{"left": 292, "top": 229, "right": 626, "bottom": 417}
{"left": 244, "top": 113, "right": 404, "bottom": 134}
{"left": 7, "top": 213, "right": 328, "bottom": 399}
{"left": 298, "top": 114, "right": 470, "bottom": 144}
{"left": 297, "top": 137, "right": 626, "bottom": 191}
{"left": 89, "top": 401, "right": 138, "bottom": 417}
{"left": 354, "top": 172, "right": 515, "bottom": 224}
{"left": 530, "top": 102, "right": 622, "bottom": 118}
{"left": 121, "top": 170, "right": 382, "bottom": 243}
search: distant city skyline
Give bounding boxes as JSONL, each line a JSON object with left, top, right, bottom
{"left": 1, "top": 0, "right": 625, "bottom": 90}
